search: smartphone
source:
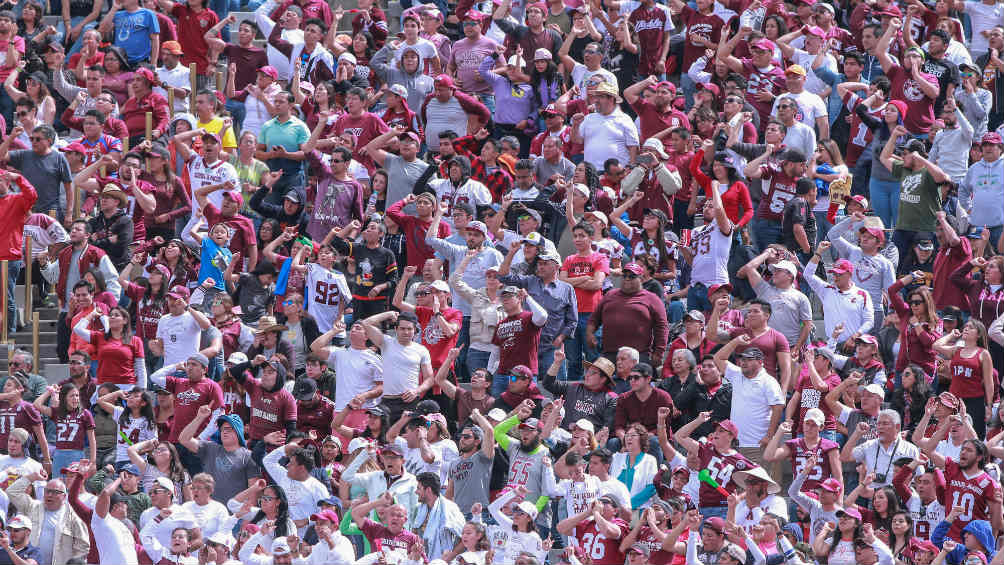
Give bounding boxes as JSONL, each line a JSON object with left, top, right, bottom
{"left": 638, "top": 154, "right": 655, "bottom": 166}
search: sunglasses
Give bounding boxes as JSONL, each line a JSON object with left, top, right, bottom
{"left": 509, "top": 375, "right": 530, "bottom": 382}
{"left": 68, "top": 359, "right": 85, "bottom": 365}
{"left": 462, "top": 20, "right": 479, "bottom": 25}
{"left": 961, "top": 72, "right": 975, "bottom": 78}
{"left": 460, "top": 433, "right": 475, "bottom": 439}
{"left": 330, "top": 159, "right": 345, "bottom": 164}
{"left": 283, "top": 300, "right": 295, "bottom": 306}
{"left": 628, "top": 373, "right": 646, "bottom": 381}
{"left": 777, "top": 104, "right": 796, "bottom": 109}
{"left": 584, "top": 49, "right": 600, "bottom": 55}
{"left": 725, "top": 97, "right": 743, "bottom": 104}
{"left": 909, "top": 300, "right": 925, "bottom": 305}
{"left": 623, "top": 272, "right": 640, "bottom": 279}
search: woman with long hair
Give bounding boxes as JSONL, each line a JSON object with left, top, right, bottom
{"left": 450, "top": 251, "right": 504, "bottom": 374}
{"left": 690, "top": 141, "right": 754, "bottom": 228}
{"left": 529, "top": 51, "right": 561, "bottom": 116}
{"left": 442, "top": 521, "right": 490, "bottom": 564}
{"left": 257, "top": 219, "right": 282, "bottom": 256}
{"left": 34, "top": 383, "right": 97, "bottom": 477}
{"left": 97, "top": 386, "right": 158, "bottom": 469}
{"left": 83, "top": 268, "right": 117, "bottom": 309}
{"left": 367, "top": 170, "right": 389, "bottom": 214}
{"left": 888, "top": 273, "right": 941, "bottom": 381}
{"left": 611, "top": 423, "right": 658, "bottom": 508}
{"left": 229, "top": 480, "right": 297, "bottom": 547}
{"left": 933, "top": 319, "right": 995, "bottom": 438}
{"left": 297, "top": 80, "right": 339, "bottom": 134}
{"left": 584, "top": 210, "right": 623, "bottom": 279}
{"left": 952, "top": 255, "right": 1004, "bottom": 362}
{"left": 888, "top": 511, "right": 914, "bottom": 561}
{"left": 891, "top": 363, "right": 933, "bottom": 434}
{"left": 155, "top": 239, "right": 198, "bottom": 290}
{"left": 4, "top": 65, "right": 56, "bottom": 125}
{"left": 101, "top": 47, "right": 133, "bottom": 104}
{"left": 126, "top": 438, "right": 192, "bottom": 503}
{"left": 72, "top": 306, "right": 146, "bottom": 388}
{"left": 489, "top": 486, "right": 546, "bottom": 565}
{"left": 141, "top": 143, "right": 190, "bottom": 241}
{"left": 611, "top": 199, "right": 676, "bottom": 282}
{"left": 119, "top": 255, "right": 169, "bottom": 371}
{"left": 859, "top": 485, "right": 901, "bottom": 536}
{"left": 857, "top": 94, "right": 910, "bottom": 228}
{"left": 812, "top": 508, "right": 862, "bottom": 565}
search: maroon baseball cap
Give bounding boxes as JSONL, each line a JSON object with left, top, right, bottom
{"left": 704, "top": 516, "right": 727, "bottom": 532}
{"left": 982, "top": 132, "right": 1003, "bottom": 145}
{"left": 133, "top": 67, "right": 157, "bottom": 84}
{"left": 167, "top": 285, "right": 190, "bottom": 301}
{"left": 697, "top": 82, "right": 720, "bottom": 97}
{"left": 751, "top": 38, "right": 775, "bottom": 51}
{"left": 623, "top": 262, "right": 644, "bottom": 276}
{"left": 837, "top": 507, "right": 862, "bottom": 520}
{"left": 859, "top": 225, "right": 885, "bottom": 243}
{"left": 820, "top": 478, "right": 842, "bottom": 493}
{"left": 258, "top": 66, "right": 279, "bottom": 80}
{"left": 708, "top": 282, "right": 733, "bottom": 296}
{"left": 434, "top": 74, "right": 455, "bottom": 88}
{"left": 717, "top": 420, "right": 739, "bottom": 437}
{"left": 655, "top": 80, "right": 676, "bottom": 94}
{"left": 223, "top": 191, "right": 244, "bottom": 207}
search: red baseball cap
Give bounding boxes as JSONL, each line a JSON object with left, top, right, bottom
{"left": 708, "top": 282, "right": 733, "bottom": 296}
{"left": 828, "top": 259, "right": 855, "bottom": 275}
{"left": 623, "top": 262, "right": 644, "bottom": 276}
{"left": 59, "top": 142, "right": 88, "bottom": 154}
{"left": 820, "top": 478, "right": 842, "bottom": 493}
{"left": 258, "top": 66, "right": 279, "bottom": 80}
{"left": 859, "top": 225, "right": 885, "bottom": 243}
{"left": 697, "top": 82, "right": 720, "bottom": 97}
{"left": 717, "top": 420, "right": 739, "bottom": 437}
{"left": 434, "top": 74, "right": 455, "bottom": 89}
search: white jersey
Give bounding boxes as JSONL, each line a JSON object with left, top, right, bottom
{"left": 182, "top": 155, "right": 241, "bottom": 236}
{"left": 689, "top": 218, "right": 732, "bottom": 286}
{"left": 904, "top": 492, "right": 945, "bottom": 540}
{"left": 429, "top": 178, "right": 493, "bottom": 217}
{"left": 305, "top": 263, "right": 351, "bottom": 333}
{"left": 112, "top": 406, "right": 158, "bottom": 463}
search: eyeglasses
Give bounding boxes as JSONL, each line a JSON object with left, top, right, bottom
{"left": 68, "top": 360, "right": 85, "bottom": 365}
{"left": 16, "top": 111, "right": 29, "bottom": 117}
{"left": 725, "top": 97, "right": 743, "bottom": 104}
{"left": 777, "top": 104, "right": 796, "bottom": 110}
{"left": 330, "top": 159, "right": 345, "bottom": 164}
{"left": 509, "top": 375, "right": 530, "bottom": 382}
{"left": 44, "top": 488, "right": 66, "bottom": 495}
{"left": 623, "top": 272, "right": 640, "bottom": 279}
{"left": 460, "top": 433, "right": 475, "bottom": 439}
{"left": 462, "top": 20, "right": 479, "bottom": 25}
{"left": 151, "top": 488, "right": 170, "bottom": 495}
{"left": 628, "top": 373, "right": 646, "bottom": 381}
{"left": 258, "top": 495, "right": 276, "bottom": 503}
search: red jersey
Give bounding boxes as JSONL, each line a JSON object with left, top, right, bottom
{"left": 574, "top": 518, "right": 629, "bottom": 565}
{"left": 755, "top": 163, "right": 799, "bottom": 222}
{"left": 170, "top": 4, "right": 217, "bottom": 74}
{"left": 89, "top": 331, "right": 145, "bottom": 385}
{"left": 886, "top": 64, "right": 938, "bottom": 134}
{"left": 561, "top": 252, "right": 609, "bottom": 313}
{"left": 628, "top": 4, "right": 672, "bottom": 75}
{"left": 53, "top": 409, "right": 95, "bottom": 450}
{"left": 740, "top": 59, "right": 787, "bottom": 127}
{"left": 785, "top": 437, "right": 839, "bottom": 492}
{"left": 360, "top": 518, "right": 421, "bottom": 553}
{"left": 678, "top": 6, "right": 727, "bottom": 72}
{"left": 243, "top": 377, "right": 297, "bottom": 441}
{"left": 697, "top": 442, "right": 755, "bottom": 507}
{"left": 943, "top": 458, "right": 999, "bottom": 541}
{"left": 492, "top": 311, "right": 543, "bottom": 375}
{"left": 163, "top": 375, "right": 224, "bottom": 442}
{"left": 0, "top": 401, "right": 41, "bottom": 447}
{"left": 124, "top": 281, "right": 165, "bottom": 341}
{"left": 334, "top": 112, "right": 390, "bottom": 174}
{"left": 844, "top": 93, "right": 884, "bottom": 167}
{"left": 949, "top": 348, "right": 987, "bottom": 399}
{"left": 666, "top": 148, "right": 695, "bottom": 202}
{"left": 414, "top": 305, "right": 463, "bottom": 370}
{"left": 630, "top": 99, "right": 691, "bottom": 148}
{"left": 635, "top": 525, "right": 676, "bottom": 564}
{"left": 296, "top": 396, "right": 336, "bottom": 438}
{"left": 934, "top": 237, "right": 973, "bottom": 310}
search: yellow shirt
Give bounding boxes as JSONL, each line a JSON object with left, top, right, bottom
{"left": 196, "top": 116, "right": 238, "bottom": 150}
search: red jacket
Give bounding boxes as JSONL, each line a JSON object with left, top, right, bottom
{"left": 55, "top": 243, "right": 107, "bottom": 305}
{"left": 0, "top": 175, "right": 37, "bottom": 260}
{"left": 120, "top": 91, "right": 170, "bottom": 139}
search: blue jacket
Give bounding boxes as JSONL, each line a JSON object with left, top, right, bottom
{"left": 932, "top": 519, "right": 996, "bottom": 565}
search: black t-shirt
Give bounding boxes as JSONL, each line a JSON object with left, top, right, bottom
{"left": 781, "top": 196, "right": 816, "bottom": 253}
{"left": 922, "top": 54, "right": 960, "bottom": 113}
{"left": 236, "top": 272, "right": 273, "bottom": 324}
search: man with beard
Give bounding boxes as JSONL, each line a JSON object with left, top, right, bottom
{"left": 923, "top": 421, "right": 1002, "bottom": 541}
{"left": 624, "top": 77, "right": 690, "bottom": 141}
{"left": 492, "top": 405, "right": 553, "bottom": 537}
{"left": 447, "top": 410, "right": 495, "bottom": 520}
{"left": 0, "top": 515, "right": 41, "bottom": 565}
{"left": 730, "top": 466, "right": 788, "bottom": 530}
{"left": 674, "top": 413, "right": 756, "bottom": 520}
{"left": 893, "top": 454, "right": 945, "bottom": 540}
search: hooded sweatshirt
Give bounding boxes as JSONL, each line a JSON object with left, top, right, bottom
{"left": 932, "top": 519, "right": 996, "bottom": 565}
{"left": 249, "top": 183, "right": 310, "bottom": 235}
{"left": 370, "top": 44, "right": 435, "bottom": 115}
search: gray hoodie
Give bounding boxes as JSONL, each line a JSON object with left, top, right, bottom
{"left": 370, "top": 45, "right": 435, "bottom": 114}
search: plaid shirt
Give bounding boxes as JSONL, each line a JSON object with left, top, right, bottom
{"left": 449, "top": 136, "right": 514, "bottom": 202}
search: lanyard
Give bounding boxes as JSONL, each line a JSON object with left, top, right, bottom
{"left": 873, "top": 438, "right": 899, "bottom": 478}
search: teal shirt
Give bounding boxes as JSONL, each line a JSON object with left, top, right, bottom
{"left": 260, "top": 116, "right": 310, "bottom": 153}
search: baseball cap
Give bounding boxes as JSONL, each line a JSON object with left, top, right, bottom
{"left": 534, "top": 47, "right": 552, "bottom": 60}
{"left": 466, "top": 221, "right": 489, "bottom": 237}
{"left": 226, "top": 352, "right": 249, "bottom": 365}
{"left": 154, "top": 476, "right": 175, "bottom": 492}
{"left": 708, "top": 283, "right": 733, "bottom": 296}
{"left": 628, "top": 543, "right": 650, "bottom": 556}
{"left": 630, "top": 362, "right": 654, "bottom": 378}
{"left": 201, "top": 130, "right": 222, "bottom": 145}
{"left": 161, "top": 40, "right": 183, "bottom": 55}
{"left": 828, "top": 259, "right": 855, "bottom": 275}
{"left": 338, "top": 52, "right": 357, "bottom": 65}
{"left": 292, "top": 378, "right": 317, "bottom": 401}
{"left": 938, "top": 391, "right": 961, "bottom": 409}
{"left": 820, "top": 478, "right": 842, "bottom": 492}
{"left": 539, "top": 252, "right": 561, "bottom": 263}
{"left": 310, "top": 509, "right": 340, "bottom": 524}
{"left": 486, "top": 408, "right": 508, "bottom": 421}
{"left": 837, "top": 507, "right": 863, "bottom": 520}
{"left": 258, "top": 66, "right": 279, "bottom": 79}
{"left": 862, "top": 383, "right": 885, "bottom": 397}
{"left": 805, "top": 25, "right": 826, "bottom": 37}
{"left": 623, "top": 262, "right": 644, "bottom": 276}
{"left": 519, "top": 417, "right": 540, "bottom": 430}
{"left": 785, "top": 64, "right": 807, "bottom": 76}
{"left": 856, "top": 334, "right": 878, "bottom": 346}
{"left": 771, "top": 260, "right": 798, "bottom": 277}
{"left": 429, "top": 279, "right": 450, "bottom": 293}
{"left": 717, "top": 420, "right": 739, "bottom": 437}
{"left": 752, "top": 38, "right": 775, "bottom": 51}
{"left": 683, "top": 310, "right": 706, "bottom": 323}
{"left": 814, "top": 347, "right": 836, "bottom": 364}
{"left": 434, "top": 74, "right": 455, "bottom": 88}
{"left": 59, "top": 141, "right": 88, "bottom": 154}
{"left": 859, "top": 225, "right": 885, "bottom": 242}
{"left": 540, "top": 103, "right": 564, "bottom": 116}
{"left": 271, "top": 537, "right": 291, "bottom": 556}
{"left": 188, "top": 353, "right": 210, "bottom": 368}
{"left": 983, "top": 132, "right": 1003, "bottom": 145}
{"left": 704, "top": 516, "right": 726, "bottom": 533}
{"left": 721, "top": 542, "right": 747, "bottom": 562}
{"left": 804, "top": 408, "right": 825, "bottom": 426}
{"left": 848, "top": 194, "right": 869, "bottom": 209}
{"left": 380, "top": 443, "right": 405, "bottom": 456}
{"left": 388, "top": 84, "right": 408, "bottom": 98}
{"left": 514, "top": 500, "right": 539, "bottom": 519}
{"left": 696, "top": 82, "right": 720, "bottom": 97}
{"left": 7, "top": 515, "right": 31, "bottom": 530}
{"left": 573, "top": 419, "right": 595, "bottom": 434}
{"left": 738, "top": 347, "right": 765, "bottom": 360}
{"left": 121, "top": 463, "right": 142, "bottom": 476}
{"left": 501, "top": 285, "right": 520, "bottom": 296}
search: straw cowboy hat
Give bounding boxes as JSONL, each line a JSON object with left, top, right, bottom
{"left": 254, "top": 315, "right": 287, "bottom": 335}
{"left": 732, "top": 466, "right": 781, "bottom": 495}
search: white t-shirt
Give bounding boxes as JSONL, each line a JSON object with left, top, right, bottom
{"left": 156, "top": 312, "right": 203, "bottom": 367}
{"left": 326, "top": 347, "right": 384, "bottom": 411}
{"left": 723, "top": 363, "right": 785, "bottom": 448}
{"left": 789, "top": 49, "right": 838, "bottom": 96}
{"left": 154, "top": 64, "right": 191, "bottom": 114}
{"left": 304, "top": 263, "right": 351, "bottom": 333}
{"left": 0, "top": 455, "right": 42, "bottom": 485}
{"left": 92, "top": 512, "right": 139, "bottom": 565}
{"left": 578, "top": 109, "right": 639, "bottom": 170}
{"left": 181, "top": 499, "right": 230, "bottom": 538}
{"left": 379, "top": 335, "right": 431, "bottom": 396}
{"left": 570, "top": 63, "right": 618, "bottom": 100}
{"left": 772, "top": 89, "right": 828, "bottom": 130}
{"left": 688, "top": 218, "right": 732, "bottom": 286}
{"left": 395, "top": 436, "right": 444, "bottom": 479}
{"left": 963, "top": 0, "right": 1004, "bottom": 55}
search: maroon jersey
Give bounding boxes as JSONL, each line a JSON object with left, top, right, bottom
{"left": 360, "top": 518, "right": 421, "bottom": 553}
{"left": 678, "top": 6, "right": 726, "bottom": 72}
{"left": 755, "top": 163, "right": 799, "bottom": 222}
{"left": 163, "top": 376, "right": 224, "bottom": 442}
{"left": 296, "top": 396, "right": 336, "bottom": 438}
{"left": 0, "top": 401, "right": 41, "bottom": 447}
{"left": 886, "top": 64, "right": 938, "bottom": 134}
{"left": 949, "top": 348, "right": 987, "bottom": 399}
{"left": 635, "top": 525, "right": 676, "bottom": 564}
{"left": 785, "top": 437, "right": 839, "bottom": 492}
{"left": 334, "top": 112, "right": 390, "bottom": 174}
{"left": 124, "top": 281, "right": 166, "bottom": 341}
{"left": 697, "top": 442, "right": 755, "bottom": 507}
{"left": 492, "top": 311, "right": 543, "bottom": 375}
{"left": 943, "top": 458, "right": 999, "bottom": 541}
{"left": 740, "top": 59, "right": 787, "bottom": 127}
{"left": 415, "top": 306, "right": 463, "bottom": 371}
{"left": 628, "top": 4, "right": 672, "bottom": 75}
{"left": 574, "top": 518, "right": 629, "bottom": 565}
{"left": 53, "top": 408, "right": 95, "bottom": 450}
{"left": 844, "top": 93, "right": 883, "bottom": 168}
{"left": 244, "top": 377, "right": 297, "bottom": 441}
